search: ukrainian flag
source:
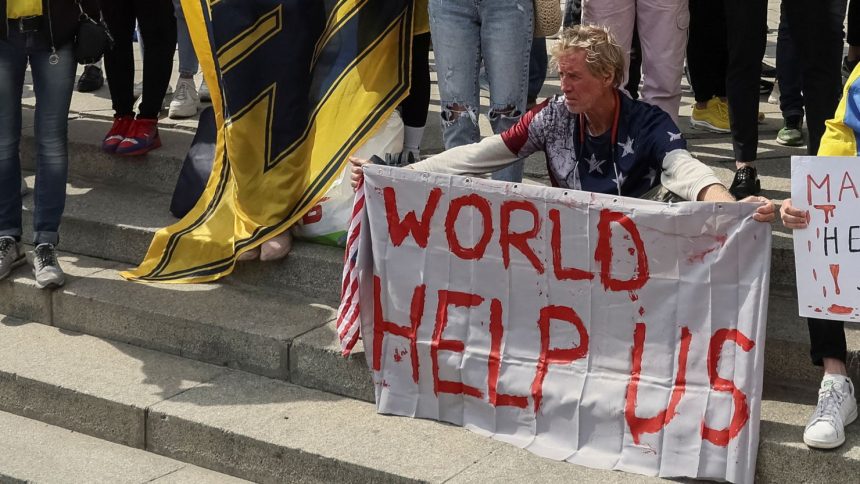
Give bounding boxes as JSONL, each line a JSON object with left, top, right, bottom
{"left": 123, "top": 0, "right": 413, "bottom": 282}
{"left": 820, "top": 65, "right": 860, "bottom": 156}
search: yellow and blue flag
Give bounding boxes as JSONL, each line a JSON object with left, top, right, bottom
{"left": 820, "top": 65, "right": 860, "bottom": 156}
{"left": 123, "top": 0, "right": 414, "bottom": 283}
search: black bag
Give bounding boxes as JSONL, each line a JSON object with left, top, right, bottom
{"left": 74, "top": 1, "right": 112, "bottom": 65}
{"left": 170, "top": 106, "right": 217, "bottom": 218}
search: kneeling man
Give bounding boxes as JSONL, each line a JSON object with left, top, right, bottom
{"left": 351, "top": 24, "right": 773, "bottom": 223}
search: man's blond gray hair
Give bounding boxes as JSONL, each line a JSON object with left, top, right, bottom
{"left": 549, "top": 24, "right": 625, "bottom": 88}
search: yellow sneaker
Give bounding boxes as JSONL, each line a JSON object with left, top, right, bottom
{"left": 690, "top": 97, "right": 731, "bottom": 133}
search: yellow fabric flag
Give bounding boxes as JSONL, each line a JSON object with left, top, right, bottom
{"left": 7, "top": 0, "right": 42, "bottom": 18}
{"left": 123, "top": 0, "right": 414, "bottom": 283}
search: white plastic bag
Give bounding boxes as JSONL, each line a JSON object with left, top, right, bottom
{"left": 292, "top": 110, "right": 404, "bottom": 246}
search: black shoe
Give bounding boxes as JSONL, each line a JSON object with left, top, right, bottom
{"left": 381, "top": 151, "right": 416, "bottom": 167}
{"left": 729, "top": 166, "right": 761, "bottom": 199}
{"left": 77, "top": 65, "right": 104, "bottom": 93}
{"left": 759, "top": 79, "right": 774, "bottom": 96}
{"left": 761, "top": 62, "right": 777, "bottom": 78}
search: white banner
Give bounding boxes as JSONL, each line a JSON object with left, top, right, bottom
{"left": 357, "top": 167, "right": 771, "bottom": 483}
{"left": 791, "top": 156, "right": 860, "bottom": 322}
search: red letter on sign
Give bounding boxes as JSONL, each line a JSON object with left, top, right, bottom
{"left": 487, "top": 299, "right": 528, "bottom": 408}
{"left": 624, "top": 323, "right": 692, "bottom": 444}
{"left": 384, "top": 186, "right": 442, "bottom": 248}
{"left": 701, "top": 329, "right": 755, "bottom": 447}
{"left": 432, "top": 290, "right": 484, "bottom": 398}
{"left": 531, "top": 305, "right": 589, "bottom": 412}
{"left": 594, "top": 209, "right": 649, "bottom": 291}
{"left": 372, "top": 276, "right": 425, "bottom": 383}
{"left": 500, "top": 200, "right": 545, "bottom": 274}
{"left": 445, "top": 194, "right": 494, "bottom": 260}
{"left": 549, "top": 208, "right": 593, "bottom": 281}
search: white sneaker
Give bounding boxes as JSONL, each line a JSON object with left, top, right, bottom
{"left": 768, "top": 80, "right": 780, "bottom": 105}
{"left": 169, "top": 77, "right": 200, "bottom": 119}
{"left": 199, "top": 79, "right": 211, "bottom": 102}
{"left": 804, "top": 375, "right": 858, "bottom": 449}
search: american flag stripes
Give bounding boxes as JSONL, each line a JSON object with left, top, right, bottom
{"left": 336, "top": 177, "right": 366, "bottom": 356}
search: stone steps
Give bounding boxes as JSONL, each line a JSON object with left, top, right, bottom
{"left": 0, "top": 315, "right": 856, "bottom": 483}
{"left": 7, "top": 35, "right": 857, "bottom": 480}
{"left": 0, "top": 250, "right": 373, "bottom": 401}
{"left": 19, "top": 171, "right": 344, "bottom": 303}
{"left": 11, "top": 169, "right": 860, "bottom": 392}
{"left": 0, "top": 411, "right": 249, "bottom": 484}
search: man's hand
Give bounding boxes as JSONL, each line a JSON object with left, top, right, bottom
{"left": 349, "top": 156, "right": 370, "bottom": 190}
{"left": 697, "top": 184, "right": 775, "bottom": 223}
{"left": 739, "top": 195, "right": 775, "bottom": 223}
{"left": 779, "top": 198, "right": 808, "bottom": 229}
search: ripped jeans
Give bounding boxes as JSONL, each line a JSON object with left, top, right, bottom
{"left": 429, "top": 0, "right": 532, "bottom": 182}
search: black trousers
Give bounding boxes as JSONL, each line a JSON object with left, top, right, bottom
{"left": 401, "top": 32, "right": 431, "bottom": 129}
{"left": 786, "top": 0, "right": 849, "bottom": 365}
{"left": 782, "top": 0, "right": 847, "bottom": 157}
{"left": 809, "top": 318, "right": 847, "bottom": 366}
{"left": 687, "top": 0, "right": 767, "bottom": 162}
{"left": 102, "top": 0, "right": 177, "bottom": 119}
{"left": 849, "top": 0, "right": 860, "bottom": 46}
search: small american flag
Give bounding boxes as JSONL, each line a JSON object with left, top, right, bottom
{"left": 336, "top": 177, "right": 366, "bottom": 356}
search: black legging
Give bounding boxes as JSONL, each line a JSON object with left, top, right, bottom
{"left": 400, "top": 32, "right": 431, "bottom": 129}
{"left": 686, "top": 0, "right": 767, "bottom": 162}
{"left": 102, "top": 0, "right": 177, "bottom": 119}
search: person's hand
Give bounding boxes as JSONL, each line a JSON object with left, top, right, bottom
{"left": 739, "top": 195, "right": 775, "bottom": 223}
{"left": 349, "top": 156, "right": 370, "bottom": 190}
{"left": 779, "top": 198, "right": 808, "bottom": 230}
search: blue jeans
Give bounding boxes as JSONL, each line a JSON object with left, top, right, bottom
{"left": 0, "top": 30, "right": 76, "bottom": 246}
{"left": 173, "top": 0, "right": 199, "bottom": 76}
{"left": 429, "top": 0, "right": 532, "bottom": 182}
{"left": 528, "top": 37, "right": 548, "bottom": 103}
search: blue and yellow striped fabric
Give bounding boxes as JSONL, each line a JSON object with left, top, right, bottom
{"left": 819, "top": 64, "right": 860, "bottom": 156}
{"left": 123, "top": 0, "right": 413, "bottom": 283}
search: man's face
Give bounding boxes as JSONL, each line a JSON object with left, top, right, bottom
{"left": 557, "top": 50, "right": 614, "bottom": 114}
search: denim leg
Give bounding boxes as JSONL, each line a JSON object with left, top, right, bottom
{"left": 29, "top": 42, "right": 76, "bottom": 246}
{"left": 482, "top": 0, "right": 532, "bottom": 182}
{"left": 0, "top": 33, "right": 28, "bottom": 241}
{"left": 528, "top": 37, "right": 548, "bottom": 102}
{"left": 563, "top": 0, "right": 582, "bottom": 27}
{"left": 776, "top": 4, "right": 805, "bottom": 120}
{"left": 429, "top": 0, "right": 482, "bottom": 150}
{"left": 174, "top": 0, "right": 199, "bottom": 76}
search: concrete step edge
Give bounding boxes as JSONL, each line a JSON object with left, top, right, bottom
{"left": 0, "top": 410, "right": 250, "bottom": 484}
{"left": 0, "top": 315, "right": 856, "bottom": 484}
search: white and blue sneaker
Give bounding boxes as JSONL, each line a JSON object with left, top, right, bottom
{"left": 0, "top": 236, "right": 25, "bottom": 281}
{"left": 804, "top": 374, "right": 858, "bottom": 449}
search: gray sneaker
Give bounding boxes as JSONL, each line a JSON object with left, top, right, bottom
{"left": 28, "top": 243, "right": 65, "bottom": 289}
{"left": 0, "top": 236, "right": 25, "bottom": 281}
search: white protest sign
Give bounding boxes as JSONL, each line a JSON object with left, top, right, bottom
{"left": 355, "top": 167, "right": 771, "bottom": 483}
{"left": 791, "top": 156, "right": 860, "bottom": 322}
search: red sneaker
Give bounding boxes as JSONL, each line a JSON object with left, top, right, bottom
{"left": 116, "top": 117, "right": 162, "bottom": 156}
{"left": 102, "top": 115, "right": 134, "bottom": 153}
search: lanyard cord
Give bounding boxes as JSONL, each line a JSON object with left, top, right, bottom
{"left": 575, "top": 90, "right": 622, "bottom": 195}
